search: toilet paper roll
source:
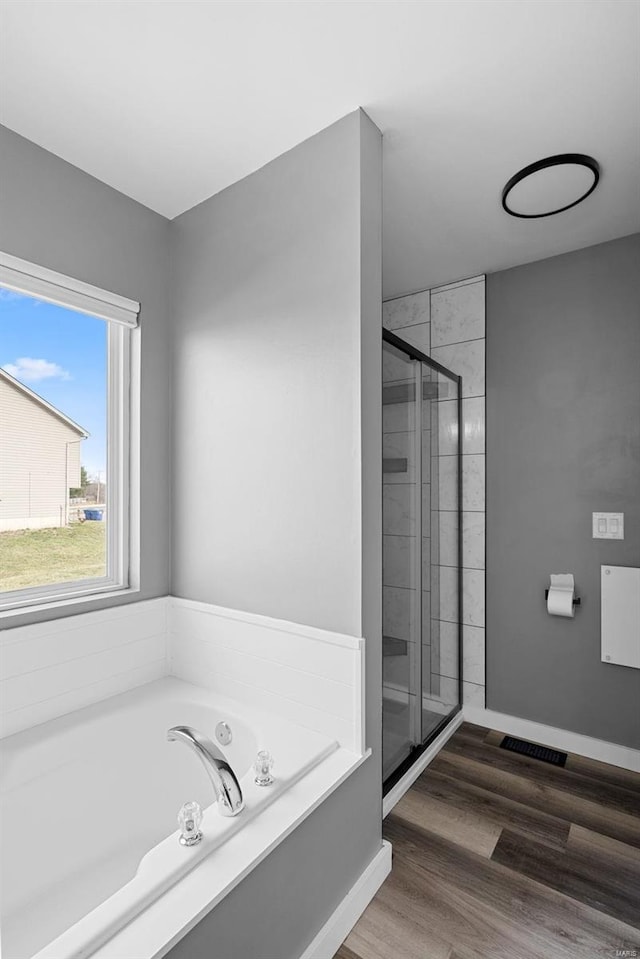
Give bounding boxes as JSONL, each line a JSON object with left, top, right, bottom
{"left": 547, "top": 573, "right": 575, "bottom": 618}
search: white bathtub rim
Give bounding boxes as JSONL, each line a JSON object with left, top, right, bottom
{"left": 0, "top": 677, "right": 348, "bottom": 959}
{"left": 33, "top": 738, "right": 340, "bottom": 959}
{"left": 88, "top": 747, "right": 371, "bottom": 959}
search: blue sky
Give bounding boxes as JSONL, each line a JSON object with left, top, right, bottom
{"left": 0, "top": 289, "right": 107, "bottom": 477}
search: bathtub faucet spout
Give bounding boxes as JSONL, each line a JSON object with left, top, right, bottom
{"left": 167, "top": 725, "right": 244, "bottom": 817}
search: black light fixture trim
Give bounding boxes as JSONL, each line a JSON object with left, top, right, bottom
{"left": 501, "top": 153, "right": 600, "bottom": 219}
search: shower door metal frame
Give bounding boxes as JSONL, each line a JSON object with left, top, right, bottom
{"left": 411, "top": 355, "right": 423, "bottom": 748}
{"left": 382, "top": 328, "right": 463, "bottom": 794}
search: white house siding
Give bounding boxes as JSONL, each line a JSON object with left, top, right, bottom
{"left": 0, "top": 376, "right": 84, "bottom": 531}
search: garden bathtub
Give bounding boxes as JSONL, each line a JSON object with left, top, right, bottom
{"left": 0, "top": 677, "right": 337, "bottom": 959}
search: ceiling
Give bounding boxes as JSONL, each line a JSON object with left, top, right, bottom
{"left": 1, "top": 1, "right": 639, "bottom": 297}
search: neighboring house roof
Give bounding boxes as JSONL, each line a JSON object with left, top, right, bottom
{"left": 0, "top": 368, "right": 89, "bottom": 438}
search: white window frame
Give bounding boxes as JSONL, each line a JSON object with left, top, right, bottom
{"left": 0, "top": 252, "right": 140, "bottom": 614}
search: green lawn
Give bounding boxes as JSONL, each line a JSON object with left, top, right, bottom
{"left": 0, "top": 522, "right": 107, "bottom": 592}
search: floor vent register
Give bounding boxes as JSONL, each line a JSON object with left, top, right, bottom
{"left": 500, "top": 735, "right": 567, "bottom": 767}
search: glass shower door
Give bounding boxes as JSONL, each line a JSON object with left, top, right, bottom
{"left": 382, "top": 331, "right": 462, "bottom": 787}
{"left": 382, "top": 340, "right": 421, "bottom": 780}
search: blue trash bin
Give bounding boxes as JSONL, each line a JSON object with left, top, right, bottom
{"left": 83, "top": 509, "right": 104, "bottom": 521}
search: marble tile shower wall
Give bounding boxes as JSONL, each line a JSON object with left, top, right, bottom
{"left": 383, "top": 276, "right": 486, "bottom": 710}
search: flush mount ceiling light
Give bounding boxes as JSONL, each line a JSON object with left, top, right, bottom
{"left": 501, "top": 154, "right": 600, "bottom": 218}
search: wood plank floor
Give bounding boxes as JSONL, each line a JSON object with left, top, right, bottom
{"left": 336, "top": 723, "right": 640, "bottom": 959}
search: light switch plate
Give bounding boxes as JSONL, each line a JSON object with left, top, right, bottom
{"left": 592, "top": 512, "right": 624, "bottom": 540}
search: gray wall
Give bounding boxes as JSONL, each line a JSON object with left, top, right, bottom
{"left": 168, "top": 111, "right": 382, "bottom": 959}
{"left": 487, "top": 234, "right": 640, "bottom": 747}
{"left": 171, "top": 113, "right": 367, "bottom": 634}
{"left": 0, "top": 126, "right": 172, "bottom": 626}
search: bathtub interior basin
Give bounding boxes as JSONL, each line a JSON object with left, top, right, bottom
{"left": 0, "top": 677, "right": 338, "bottom": 959}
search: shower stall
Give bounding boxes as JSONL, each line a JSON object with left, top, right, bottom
{"left": 382, "top": 328, "right": 462, "bottom": 789}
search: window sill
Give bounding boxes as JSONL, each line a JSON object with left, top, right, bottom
{"left": 0, "top": 585, "right": 140, "bottom": 624}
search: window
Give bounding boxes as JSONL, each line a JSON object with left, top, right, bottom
{"left": 0, "top": 252, "right": 139, "bottom": 612}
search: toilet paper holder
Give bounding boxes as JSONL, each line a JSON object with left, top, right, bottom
{"left": 544, "top": 589, "right": 581, "bottom": 606}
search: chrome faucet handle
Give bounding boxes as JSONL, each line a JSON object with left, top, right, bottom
{"left": 178, "top": 801, "right": 203, "bottom": 846}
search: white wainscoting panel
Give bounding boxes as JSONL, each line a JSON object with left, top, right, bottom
{"left": 0, "top": 597, "right": 365, "bottom": 751}
{"left": 168, "top": 598, "right": 365, "bottom": 754}
{"left": 0, "top": 599, "right": 168, "bottom": 738}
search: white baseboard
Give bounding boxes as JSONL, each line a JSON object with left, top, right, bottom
{"left": 382, "top": 711, "right": 464, "bottom": 818}
{"left": 464, "top": 706, "right": 640, "bottom": 773}
{"left": 299, "top": 840, "right": 392, "bottom": 959}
